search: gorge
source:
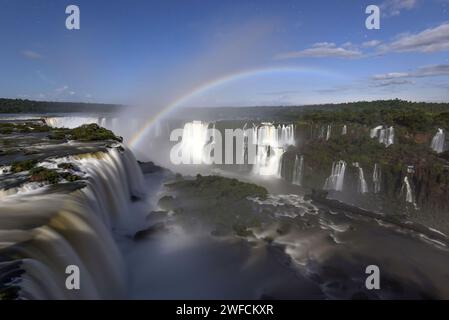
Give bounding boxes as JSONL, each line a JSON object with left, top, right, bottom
{"left": 2, "top": 99, "right": 449, "bottom": 299}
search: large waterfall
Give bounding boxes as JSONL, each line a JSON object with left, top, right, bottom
{"left": 0, "top": 147, "right": 145, "bottom": 299}
{"left": 373, "top": 163, "right": 381, "bottom": 194}
{"left": 292, "top": 155, "right": 304, "bottom": 186}
{"left": 353, "top": 162, "right": 368, "bottom": 194}
{"left": 324, "top": 160, "right": 346, "bottom": 191}
{"left": 431, "top": 128, "right": 445, "bottom": 153}
{"left": 370, "top": 125, "right": 394, "bottom": 147}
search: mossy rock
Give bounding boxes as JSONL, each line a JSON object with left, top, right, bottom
{"left": 57, "top": 162, "right": 78, "bottom": 171}
{"left": 69, "top": 124, "right": 122, "bottom": 142}
{"left": 167, "top": 175, "right": 268, "bottom": 200}
{"left": 29, "top": 167, "right": 60, "bottom": 184}
{"left": 60, "top": 172, "right": 82, "bottom": 182}
{"left": 10, "top": 159, "right": 38, "bottom": 173}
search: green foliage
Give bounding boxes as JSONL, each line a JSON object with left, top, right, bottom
{"left": 168, "top": 174, "right": 268, "bottom": 200}
{"left": 0, "top": 122, "right": 51, "bottom": 134}
{"left": 0, "top": 98, "right": 120, "bottom": 114}
{"left": 69, "top": 124, "right": 122, "bottom": 142}
{"left": 300, "top": 99, "right": 449, "bottom": 133}
{"left": 29, "top": 167, "right": 60, "bottom": 184}
{"left": 47, "top": 124, "right": 122, "bottom": 142}
{"left": 10, "top": 159, "right": 38, "bottom": 173}
{"left": 57, "top": 162, "right": 77, "bottom": 170}
{"left": 60, "top": 172, "right": 82, "bottom": 182}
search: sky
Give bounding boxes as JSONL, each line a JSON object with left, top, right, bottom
{"left": 0, "top": 0, "right": 449, "bottom": 107}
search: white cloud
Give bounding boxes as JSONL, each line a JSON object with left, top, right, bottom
{"left": 55, "top": 85, "right": 69, "bottom": 93}
{"left": 373, "top": 64, "right": 449, "bottom": 80}
{"left": 371, "top": 79, "right": 414, "bottom": 87}
{"left": 380, "top": 22, "right": 449, "bottom": 53}
{"left": 362, "top": 40, "right": 382, "bottom": 47}
{"left": 21, "top": 50, "right": 43, "bottom": 59}
{"left": 381, "top": 0, "right": 418, "bottom": 16}
{"left": 275, "top": 42, "right": 362, "bottom": 59}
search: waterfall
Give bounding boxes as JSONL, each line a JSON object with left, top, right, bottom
{"left": 0, "top": 147, "right": 145, "bottom": 299}
{"left": 370, "top": 125, "right": 394, "bottom": 147}
{"left": 256, "top": 123, "right": 294, "bottom": 148}
{"left": 253, "top": 123, "right": 295, "bottom": 176}
{"left": 253, "top": 146, "right": 284, "bottom": 176}
{"left": 373, "top": 163, "right": 381, "bottom": 193}
{"left": 431, "top": 128, "right": 445, "bottom": 153}
{"left": 324, "top": 160, "right": 346, "bottom": 191}
{"left": 402, "top": 176, "right": 414, "bottom": 204}
{"left": 326, "top": 125, "right": 331, "bottom": 141}
{"left": 44, "top": 116, "right": 118, "bottom": 129}
{"left": 179, "top": 121, "right": 211, "bottom": 164}
{"left": 342, "top": 125, "right": 347, "bottom": 135}
{"left": 370, "top": 125, "right": 383, "bottom": 138}
{"left": 292, "top": 155, "right": 304, "bottom": 186}
{"left": 352, "top": 162, "right": 368, "bottom": 194}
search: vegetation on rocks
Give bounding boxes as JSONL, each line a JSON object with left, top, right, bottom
{"left": 167, "top": 174, "right": 268, "bottom": 200}
{"left": 10, "top": 159, "right": 38, "bottom": 173}
{"left": 163, "top": 175, "right": 269, "bottom": 238}
{"left": 48, "top": 124, "right": 122, "bottom": 142}
{"left": 29, "top": 167, "right": 60, "bottom": 184}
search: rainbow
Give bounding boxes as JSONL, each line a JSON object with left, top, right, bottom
{"left": 129, "top": 66, "right": 339, "bottom": 148}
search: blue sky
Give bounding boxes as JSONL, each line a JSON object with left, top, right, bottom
{"left": 0, "top": 0, "right": 448, "bottom": 106}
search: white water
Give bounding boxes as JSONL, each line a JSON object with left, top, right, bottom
{"left": 402, "top": 176, "right": 414, "bottom": 204}
{"left": 292, "top": 155, "right": 304, "bottom": 186}
{"left": 324, "top": 160, "right": 346, "bottom": 192}
{"left": 256, "top": 123, "right": 295, "bottom": 148}
{"left": 44, "top": 116, "right": 109, "bottom": 129}
{"left": 43, "top": 116, "right": 154, "bottom": 144}
{"left": 353, "top": 162, "right": 368, "bottom": 194}
{"left": 431, "top": 128, "right": 445, "bottom": 153}
{"left": 373, "top": 163, "right": 381, "bottom": 194}
{"left": 253, "top": 145, "right": 285, "bottom": 176}
{"left": 370, "top": 125, "right": 394, "bottom": 147}
{"left": 326, "top": 125, "right": 331, "bottom": 141}
{"left": 342, "top": 125, "right": 347, "bottom": 135}
{"left": 178, "top": 121, "right": 211, "bottom": 164}
{"left": 252, "top": 123, "right": 295, "bottom": 176}
{"left": 0, "top": 147, "right": 145, "bottom": 299}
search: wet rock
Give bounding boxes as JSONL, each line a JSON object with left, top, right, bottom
{"left": 146, "top": 210, "right": 168, "bottom": 224}
{"left": 133, "top": 222, "right": 167, "bottom": 241}
{"left": 158, "top": 195, "right": 175, "bottom": 211}
{"left": 138, "top": 161, "right": 164, "bottom": 174}
{"left": 211, "top": 223, "right": 232, "bottom": 237}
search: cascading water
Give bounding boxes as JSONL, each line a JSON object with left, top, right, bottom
{"left": 342, "top": 125, "right": 347, "bottom": 135}
{"left": 402, "top": 176, "right": 415, "bottom": 204}
{"left": 324, "top": 160, "right": 346, "bottom": 191}
{"left": 178, "top": 121, "right": 211, "bottom": 164}
{"left": 0, "top": 147, "right": 145, "bottom": 299}
{"left": 431, "top": 128, "right": 445, "bottom": 153}
{"left": 353, "top": 162, "right": 368, "bottom": 194}
{"left": 372, "top": 163, "right": 381, "bottom": 194}
{"left": 326, "top": 125, "right": 331, "bottom": 141}
{"left": 44, "top": 116, "right": 117, "bottom": 129}
{"left": 292, "top": 155, "right": 304, "bottom": 186}
{"left": 370, "top": 125, "right": 394, "bottom": 147}
{"left": 370, "top": 125, "right": 383, "bottom": 138}
{"left": 253, "top": 123, "right": 295, "bottom": 176}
